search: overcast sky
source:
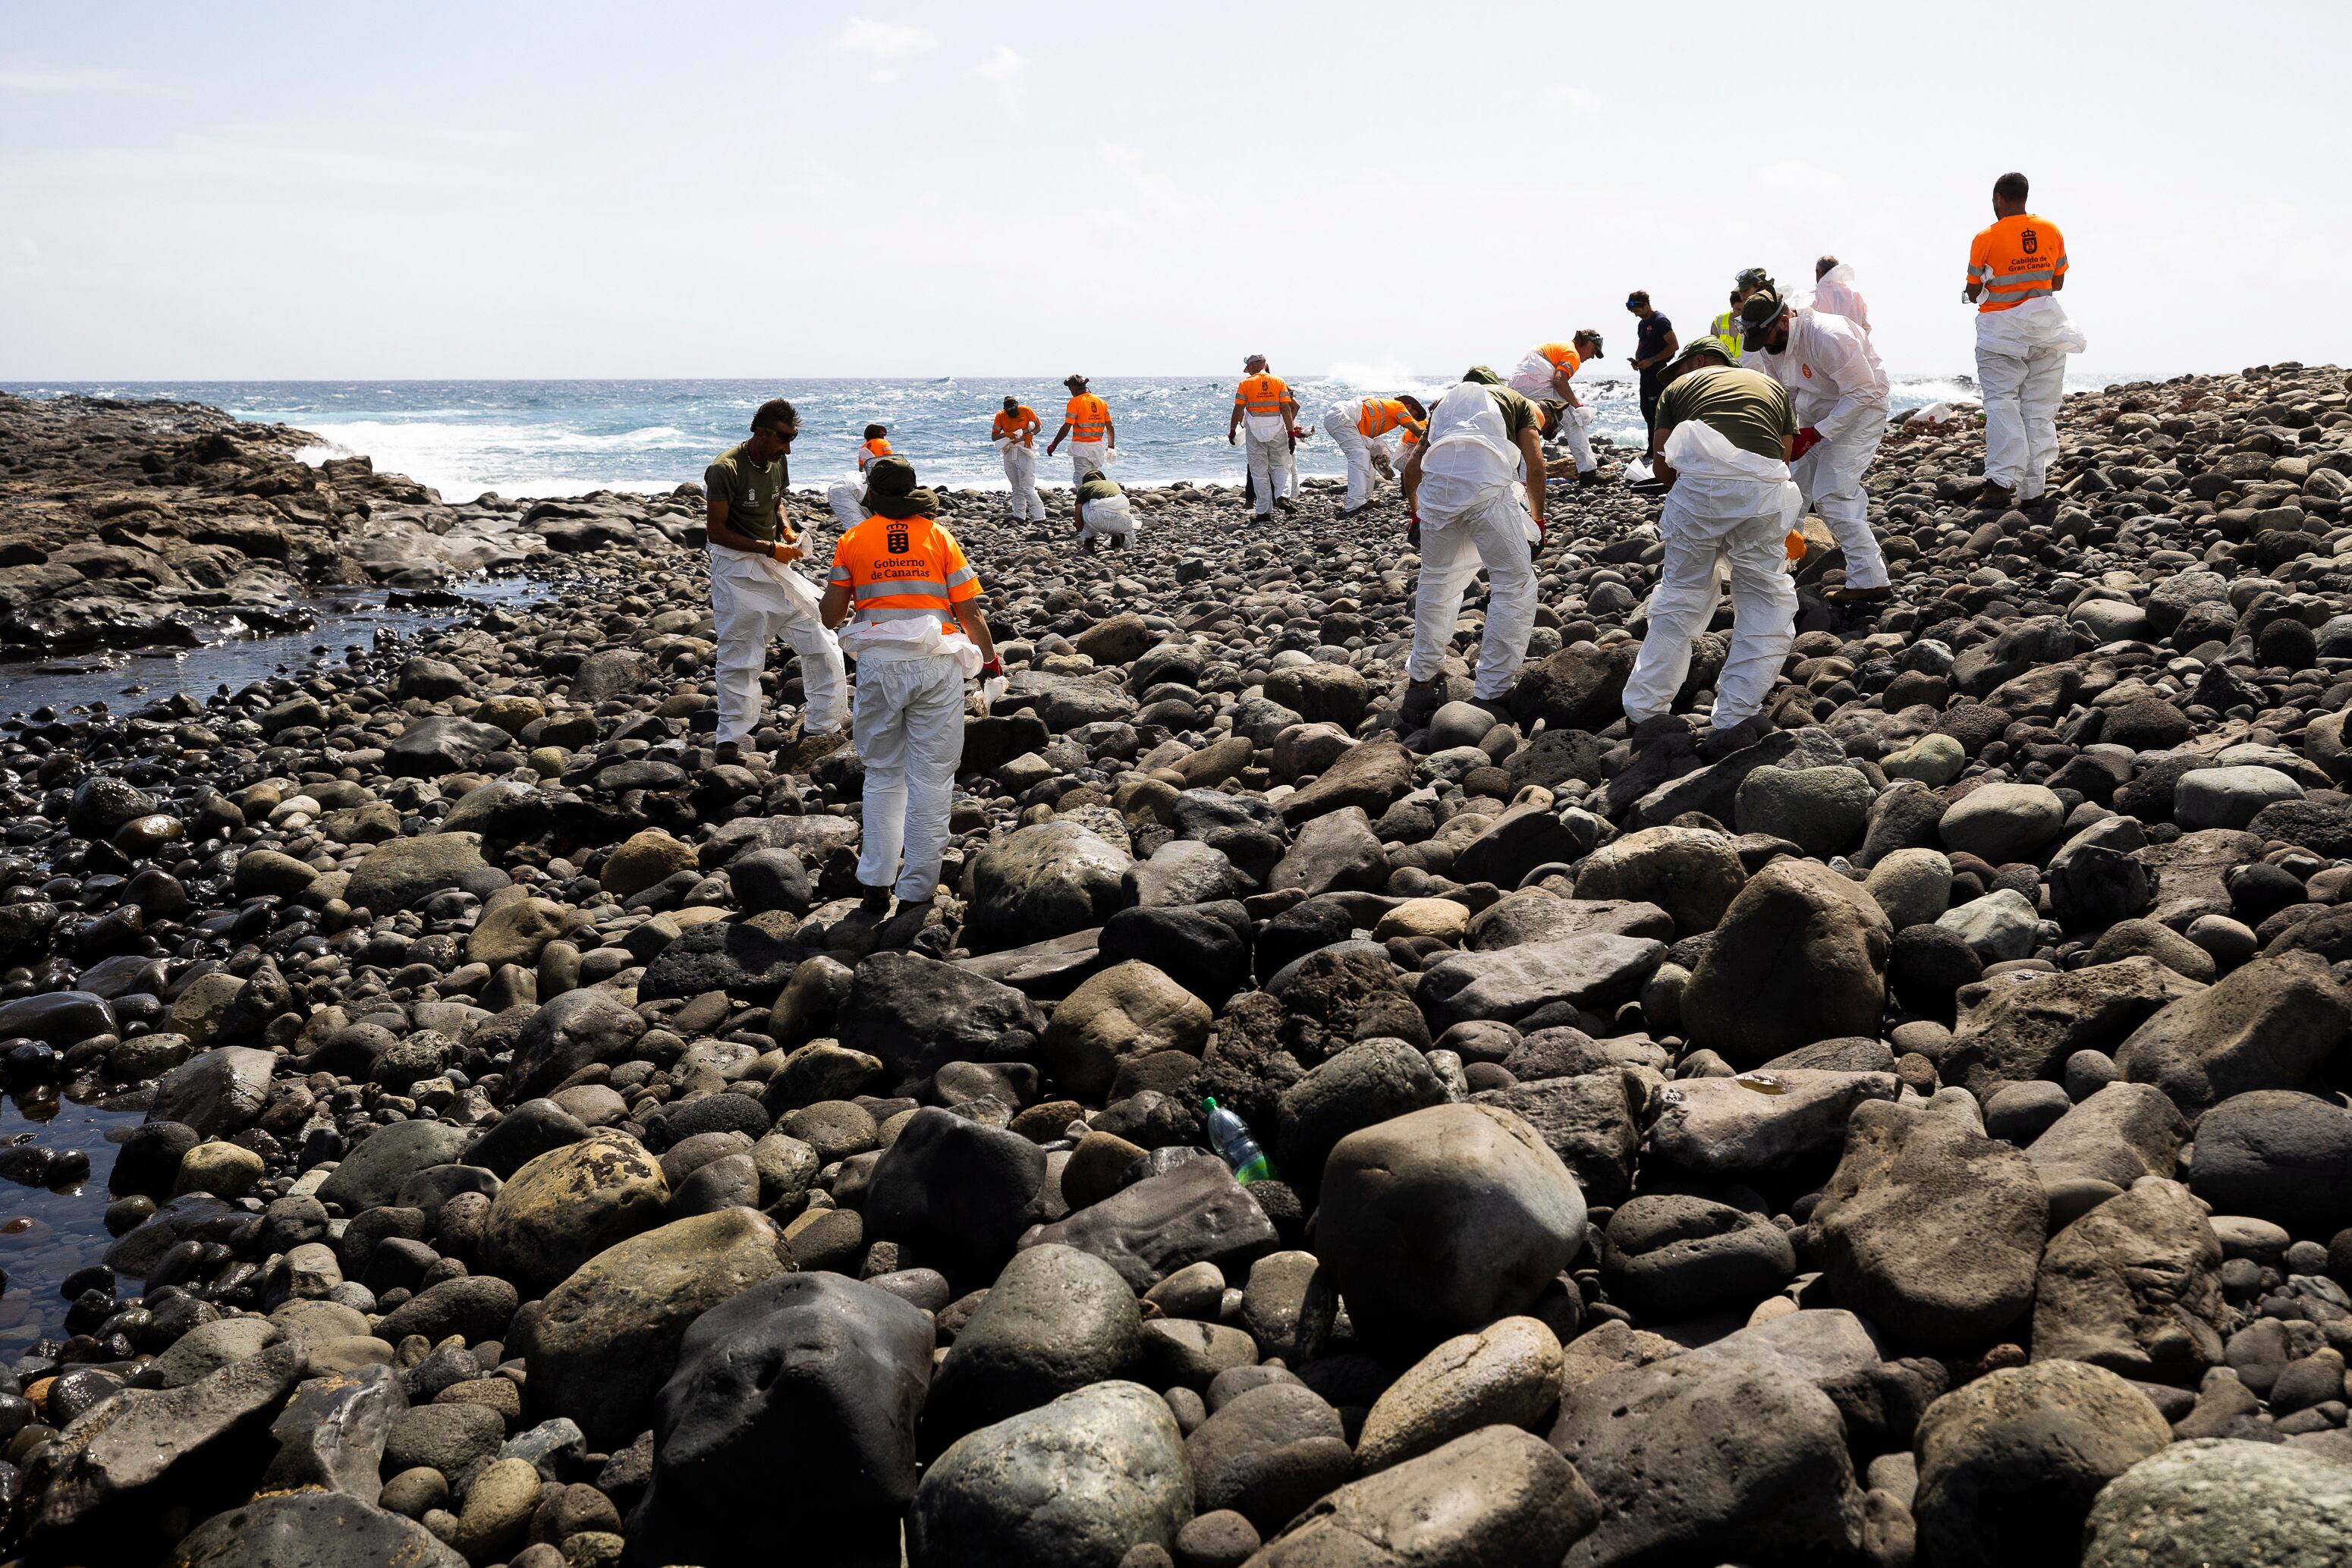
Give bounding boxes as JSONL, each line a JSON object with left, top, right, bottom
{"left": 4, "top": 1, "right": 2346, "bottom": 383}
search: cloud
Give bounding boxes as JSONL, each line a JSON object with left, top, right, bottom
{"left": 973, "top": 43, "right": 1025, "bottom": 110}
{"left": 831, "top": 19, "right": 939, "bottom": 85}
{"left": 1547, "top": 85, "right": 1607, "bottom": 114}
{"left": 0, "top": 65, "right": 187, "bottom": 99}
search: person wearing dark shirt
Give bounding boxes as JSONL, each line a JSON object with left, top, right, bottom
{"left": 1627, "top": 291, "right": 1680, "bottom": 440}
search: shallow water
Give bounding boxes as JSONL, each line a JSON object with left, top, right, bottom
{"left": 0, "top": 577, "right": 546, "bottom": 721}
{"left": 0, "top": 1091, "right": 142, "bottom": 1353}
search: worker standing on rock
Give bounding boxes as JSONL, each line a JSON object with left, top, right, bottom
{"left": 991, "top": 396, "right": 1047, "bottom": 524}
{"left": 1810, "top": 256, "right": 1871, "bottom": 334}
{"left": 1322, "top": 393, "right": 1426, "bottom": 515}
{"left": 820, "top": 456, "right": 1001, "bottom": 939}
{"left": 1738, "top": 285, "right": 1893, "bottom": 606}
{"left": 1709, "top": 291, "right": 1746, "bottom": 362}
{"left": 1046, "top": 375, "right": 1115, "bottom": 489}
{"left": 701, "top": 399, "right": 850, "bottom": 767}
{"left": 1967, "top": 171, "right": 2083, "bottom": 511}
{"left": 1228, "top": 354, "right": 1301, "bottom": 519}
{"left": 1402, "top": 369, "right": 1558, "bottom": 711}
{"left": 1622, "top": 339, "right": 1802, "bottom": 760}
{"left": 1626, "top": 291, "right": 1678, "bottom": 440}
{"left": 1506, "top": 333, "right": 1604, "bottom": 484}
{"left": 1073, "top": 463, "right": 1136, "bottom": 552}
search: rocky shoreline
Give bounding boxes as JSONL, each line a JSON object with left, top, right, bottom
{"left": 0, "top": 365, "right": 2350, "bottom": 1566}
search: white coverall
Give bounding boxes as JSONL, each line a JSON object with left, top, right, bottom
{"left": 1242, "top": 413, "right": 1295, "bottom": 518}
{"left": 1322, "top": 401, "right": 1380, "bottom": 511}
{"left": 1506, "top": 354, "right": 1596, "bottom": 474}
{"left": 1976, "top": 295, "right": 2086, "bottom": 501}
{"left": 849, "top": 635, "right": 970, "bottom": 903}
{"left": 1065, "top": 441, "right": 1110, "bottom": 487}
{"left": 707, "top": 545, "right": 850, "bottom": 745}
{"left": 1406, "top": 382, "right": 1541, "bottom": 702}
{"left": 998, "top": 439, "right": 1048, "bottom": 521}
{"left": 1806, "top": 264, "right": 1872, "bottom": 334}
{"left": 1747, "top": 308, "right": 1891, "bottom": 591}
{"left": 1621, "top": 418, "right": 1802, "bottom": 729}
{"left": 1077, "top": 490, "right": 1136, "bottom": 543}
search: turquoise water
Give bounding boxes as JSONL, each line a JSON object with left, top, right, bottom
{"left": 2, "top": 374, "right": 2005, "bottom": 504}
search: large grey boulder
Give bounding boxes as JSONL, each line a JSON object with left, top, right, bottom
{"left": 1416, "top": 934, "right": 1665, "bottom": 1033}
{"left": 925, "top": 1244, "right": 1142, "bottom": 1444}
{"left": 2115, "top": 954, "right": 2350, "bottom": 1111}
{"left": 1251, "top": 1426, "right": 1599, "bottom": 1567}
{"left": 2082, "top": 1439, "right": 2352, "bottom": 1568}
{"left": 964, "top": 822, "right": 1134, "bottom": 952}
{"left": 1939, "top": 957, "right": 2199, "bottom": 1098}
{"left": 2030, "top": 1178, "right": 2224, "bottom": 1382}
{"left": 1569, "top": 825, "right": 1746, "bottom": 937}
{"left": 1315, "top": 1103, "right": 1585, "bottom": 1352}
{"left": 1808, "top": 1101, "right": 2047, "bottom": 1353}
{"left": 907, "top": 1381, "right": 1192, "bottom": 1568}
{"left": 1646, "top": 1068, "right": 1901, "bottom": 1176}
{"left": 1683, "top": 860, "right": 1891, "bottom": 1066}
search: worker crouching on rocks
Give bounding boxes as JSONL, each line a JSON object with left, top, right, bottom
{"left": 702, "top": 398, "right": 849, "bottom": 768}
{"left": 1401, "top": 368, "right": 1561, "bottom": 712}
{"left": 1622, "top": 338, "right": 1801, "bottom": 761}
{"left": 819, "top": 456, "right": 1001, "bottom": 942}
{"left": 1073, "top": 463, "right": 1135, "bottom": 553}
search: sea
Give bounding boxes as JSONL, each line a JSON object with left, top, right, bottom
{"left": 2, "top": 371, "right": 2092, "bottom": 504}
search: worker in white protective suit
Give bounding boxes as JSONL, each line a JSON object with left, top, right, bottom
{"left": 1806, "top": 256, "right": 1872, "bottom": 335}
{"left": 1228, "top": 354, "right": 1303, "bottom": 519}
{"left": 1402, "top": 369, "right": 1561, "bottom": 709}
{"left": 1622, "top": 339, "right": 1803, "bottom": 760}
{"left": 1322, "top": 394, "right": 1426, "bottom": 514}
{"left": 1073, "top": 464, "right": 1135, "bottom": 551}
{"left": 820, "top": 455, "right": 1002, "bottom": 945}
{"left": 1046, "top": 374, "right": 1117, "bottom": 488}
{"left": 1505, "top": 332, "right": 1605, "bottom": 483}
{"left": 1737, "top": 287, "right": 1893, "bottom": 607}
{"left": 1967, "top": 171, "right": 2083, "bottom": 510}
{"left": 991, "top": 397, "right": 1049, "bottom": 523}
{"left": 701, "top": 398, "right": 850, "bottom": 768}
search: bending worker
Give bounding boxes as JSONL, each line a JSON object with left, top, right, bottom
{"left": 1967, "top": 170, "right": 2082, "bottom": 510}
{"left": 1402, "top": 369, "right": 1559, "bottom": 712}
{"left": 1621, "top": 339, "right": 1801, "bottom": 762}
{"left": 992, "top": 395, "right": 1047, "bottom": 523}
{"left": 1322, "top": 392, "right": 1426, "bottom": 515}
{"left": 1228, "top": 354, "right": 1301, "bottom": 518}
{"left": 1506, "top": 332, "right": 1603, "bottom": 482}
{"left": 702, "top": 398, "right": 850, "bottom": 768}
{"left": 1737, "top": 284, "right": 1893, "bottom": 606}
{"left": 1074, "top": 464, "right": 1136, "bottom": 552}
{"left": 820, "top": 456, "right": 1001, "bottom": 935}
{"left": 1046, "top": 375, "right": 1115, "bottom": 487}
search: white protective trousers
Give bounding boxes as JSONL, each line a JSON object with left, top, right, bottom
{"left": 1792, "top": 426, "right": 1891, "bottom": 590}
{"left": 1077, "top": 494, "right": 1136, "bottom": 542}
{"left": 706, "top": 545, "right": 850, "bottom": 744}
{"left": 1066, "top": 441, "right": 1109, "bottom": 486}
{"left": 1621, "top": 427, "right": 1801, "bottom": 729}
{"left": 999, "top": 441, "right": 1048, "bottom": 520}
{"left": 1243, "top": 416, "right": 1294, "bottom": 516}
{"left": 1406, "top": 488, "right": 1541, "bottom": 701}
{"left": 851, "top": 645, "right": 969, "bottom": 901}
{"left": 1976, "top": 343, "right": 2067, "bottom": 500}
{"left": 826, "top": 480, "right": 866, "bottom": 533}
{"left": 1323, "top": 407, "right": 1376, "bottom": 510}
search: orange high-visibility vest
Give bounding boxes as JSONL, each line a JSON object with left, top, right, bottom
{"left": 992, "top": 407, "right": 1039, "bottom": 442}
{"left": 1234, "top": 374, "right": 1290, "bottom": 418}
{"left": 1967, "top": 214, "right": 2069, "bottom": 313}
{"left": 1065, "top": 394, "right": 1109, "bottom": 441}
{"left": 1355, "top": 398, "right": 1420, "bottom": 440}
{"left": 827, "top": 512, "right": 983, "bottom": 636}
{"left": 857, "top": 437, "right": 893, "bottom": 473}
{"left": 1536, "top": 343, "right": 1581, "bottom": 378}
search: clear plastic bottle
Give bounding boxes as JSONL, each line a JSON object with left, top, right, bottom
{"left": 1203, "top": 1096, "right": 1274, "bottom": 1186}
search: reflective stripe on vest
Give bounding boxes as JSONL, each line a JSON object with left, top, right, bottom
{"left": 1067, "top": 394, "right": 1108, "bottom": 440}
{"left": 858, "top": 438, "right": 891, "bottom": 472}
{"left": 1536, "top": 343, "right": 1579, "bottom": 376}
{"left": 1235, "top": 375, "right": 1288, "bottom": 418}
{"left": 832, "top": 514, "right": 976, "bottom": 633}
{"left": 1355, "top": 397, "right": 1414, "bottom": 438}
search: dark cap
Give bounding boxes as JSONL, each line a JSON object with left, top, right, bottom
{"left": 1667, "top": 338, "right": 1733, "bottom": 376}
{"left": 866, "top": 455, "right": 917, "bottom": 499}
{"left": 1624, "top": 291, "right": 1649, "bottom": 309}
{"left": 1734, "top": 266, "right": 1775, "bottom": 293}
{"left": 1739, "top": 290, "right": 1788, "bottom": 351}
{"left": 1064, "top": 373, "right": 1089, "bottom": 389}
